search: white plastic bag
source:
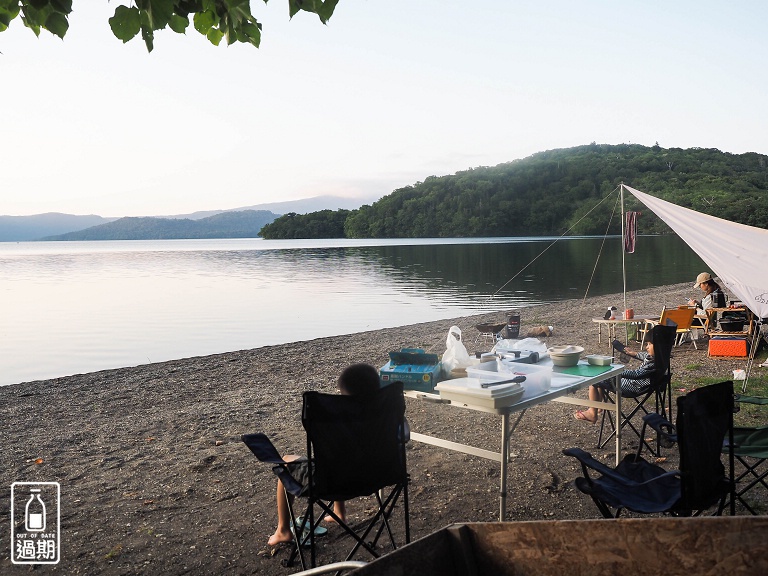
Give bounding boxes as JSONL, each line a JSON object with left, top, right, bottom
{"left": 493, "top": 338, "right": 548, "bottom": 356}
{"left": 442, "top": 326, "right": 472, "bottom": 377}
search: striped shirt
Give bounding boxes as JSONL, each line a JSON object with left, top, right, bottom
{"left": 619, "top": 352, "right": 656, "bottom": 396}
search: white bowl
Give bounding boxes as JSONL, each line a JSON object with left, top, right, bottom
{"left": 547, "top": 345, "right": 584, "bottom": 367}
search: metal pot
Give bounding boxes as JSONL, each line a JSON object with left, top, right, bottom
{"left": 719, "top": 320, "right": 745, "bottom": 332}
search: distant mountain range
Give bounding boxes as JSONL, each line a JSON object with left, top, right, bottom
{"left": 42, "top": 210, "right": 279, "bottom": 241}
{"left": 0, "top": 213, "right": 119, "bottom": 242}
{"left": 1, "top": 195, "right": 380, "bottom": 241}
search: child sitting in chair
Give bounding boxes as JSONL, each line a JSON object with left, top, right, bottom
{"left": 574, "top": 329, "right": 656, "bottom": 424}
{"left": 268, "top": 363, "right": 381, "bottom": 546}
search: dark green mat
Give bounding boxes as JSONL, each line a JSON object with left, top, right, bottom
{"left": 557, "top": 364, "right": 614, "bottom": 377}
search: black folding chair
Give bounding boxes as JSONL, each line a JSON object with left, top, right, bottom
{"left": 723, "top": 394, "right": 768, "bottom": 515}
{"left": 242, "top": 382, "right": 410, "bottom": 570}
{"left": 564, "top": 380, "right": 735, "bottom": 518}
{"left": 596, "top": 323, "right": 676, "bottom": 455}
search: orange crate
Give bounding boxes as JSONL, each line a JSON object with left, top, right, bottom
{"left": 708, "top": 337, "right": 749, "bottom": 357}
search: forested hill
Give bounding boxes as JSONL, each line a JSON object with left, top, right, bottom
{"left": 43, "top": 210, "right": 279, "bottom": 241}
{"left": 260, "top": 144, "right": 768, "bottom": 239}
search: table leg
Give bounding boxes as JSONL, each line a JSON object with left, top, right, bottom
{"left": 499, "top": 413, "right": 509, "bottom": 521}
{"left": 614, "top": 373, "right": 621, "bottom": 467}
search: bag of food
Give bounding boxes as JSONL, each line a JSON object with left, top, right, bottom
{"left": 441, "top": 326, "right": 472, "bottom": 377}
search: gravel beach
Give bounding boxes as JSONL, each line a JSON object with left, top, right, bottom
{"left": 1, "top": 282, "right": 762, "bottom": 575}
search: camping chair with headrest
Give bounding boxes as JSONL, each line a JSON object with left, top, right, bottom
{"left": 596, "top": 323, "right": 676, "bottom": 456}
{"left": 723, "top": 393, "right": 768, "bottom": 515}
{"left": 639, "top": 306, "right": 697, "bottom": 349}
{"left": 565, "top": 380, "right": 735, "bottom": 518}
{"left": 242, "top": 382, "right": 410, "bottom": 571}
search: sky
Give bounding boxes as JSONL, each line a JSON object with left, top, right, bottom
{"left": 2, "top": 1, "right": 767, "bottom": 217}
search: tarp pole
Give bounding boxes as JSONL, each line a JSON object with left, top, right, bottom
{"left": 620, "top": 184, "right": 628, "bottom": 340}
{"left": 743, "top": 320, "right": 763, "bottom": 393}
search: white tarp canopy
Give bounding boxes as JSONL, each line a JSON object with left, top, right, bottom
{"left": 624, "top": 184, "right": 768, "bottom": 321}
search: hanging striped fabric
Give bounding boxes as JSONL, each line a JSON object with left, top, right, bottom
{"left": 624, "top": 211, "right": 638, "bottom": 253}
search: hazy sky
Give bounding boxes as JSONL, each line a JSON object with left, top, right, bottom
{"left": 2, "top": 1, "right": 766, "bottom": 217}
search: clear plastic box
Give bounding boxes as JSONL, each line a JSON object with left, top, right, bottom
{"left": 466, "top": 361, "right": 552, "bottom": 399}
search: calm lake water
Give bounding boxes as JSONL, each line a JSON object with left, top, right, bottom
{"left": 0, "top": 236, "right": 705, "bottom": 386}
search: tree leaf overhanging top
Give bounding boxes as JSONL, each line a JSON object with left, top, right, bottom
{"left": 3, "top": 0, "right": 338, "bottom": 51}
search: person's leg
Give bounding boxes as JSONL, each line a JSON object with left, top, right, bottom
{"left": 575, "top": 385, "right": 603, "bottom": 423}
{"left": 325, "top": 501, "right": 346, "bottom": 524}
{"left": 268, "top": 455, "right": 301, "bottom": 546}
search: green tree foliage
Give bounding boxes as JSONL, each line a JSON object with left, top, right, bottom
{"left": 0, "top": 0, "right": 338, "bottom": 51}
{"left": 262, "top": 144, "right": 768, "bottom": 239}
{"left": 260, "top": 209, "right": 349, "bottom": 239}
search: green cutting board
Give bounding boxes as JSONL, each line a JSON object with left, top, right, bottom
{"left": 557, "top": 364, "right": 614, "bottom": 377}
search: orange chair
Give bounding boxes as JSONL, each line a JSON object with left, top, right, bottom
{"left": 639, "top": 307, "right": 697, "bottom": 349}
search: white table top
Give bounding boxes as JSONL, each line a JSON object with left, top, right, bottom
{"left": 404, "top": 360, "right": 624, "bottom": 415}
{"left": 592, "top": 315, "right": 658, "bottom": 324}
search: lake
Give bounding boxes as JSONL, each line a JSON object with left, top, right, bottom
{"left": 0, "top": 236, "right": 705, "bottom": 386}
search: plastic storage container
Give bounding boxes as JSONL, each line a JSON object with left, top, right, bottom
{"left": 435, "top": 377, "right": 525, "bottom": 409}
{"left": 466, "top": 361, "right": 552, "bottom": 399}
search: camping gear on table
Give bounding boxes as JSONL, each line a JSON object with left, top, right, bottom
{"left": 719, "top": 319, "right": 746, "bottom": 332}
{"left": 435, "top": 377, "right": 525, "bottom": 409}
{"left": 492, "top": 337, "right": 548, "bottom": 365}
{"left": 380, "top": 348, "right": 441, "bottom": 392}
{"left": 466, "top": 362, "right": 551, "bottom": 400}
{"left": 586, "top": 354, "right": 613, "bottom": 366}
{"left": 547, "top": 345, "right": 584, "bottom": 367}
{"left": 441, "top": 326, "right": 472, "bottom": 379}
{"left": 719, "top": 310, "right": 748, "bottom": 332}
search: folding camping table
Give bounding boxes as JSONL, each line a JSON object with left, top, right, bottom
{"left": 592, "top": 315, "right": 658, "bottom": 348}
{"left": 404, "top": 361, "right": 624, "bottom": 521}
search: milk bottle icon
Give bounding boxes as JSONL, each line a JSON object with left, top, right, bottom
{"left": 25, "top": 489, "right": 46, "bottom": 532}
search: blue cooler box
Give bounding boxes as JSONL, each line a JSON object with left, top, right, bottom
{"left": 380, "top": 348, "right": 442, "bottom": 392}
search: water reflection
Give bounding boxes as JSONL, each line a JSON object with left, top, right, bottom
{"left": 0, "top": 237, "right": 704, "bottom": 385}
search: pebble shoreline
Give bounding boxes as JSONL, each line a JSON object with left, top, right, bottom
{"left": 0, "top": 282, "right": 759, "bottom": 575}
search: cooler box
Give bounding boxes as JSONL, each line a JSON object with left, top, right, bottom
{"left": 380, "top": 348, "right": 441, "bottom": 392}
{"left": 708, "top": 337, "right": 749, "bottom": 358}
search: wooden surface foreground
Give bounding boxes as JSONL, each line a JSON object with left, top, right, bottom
{"left": 352, "top": 517, "right": 768, "bottom": 575}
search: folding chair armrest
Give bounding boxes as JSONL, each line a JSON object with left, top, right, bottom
{"left": 241, "top": 433, "right": 309, "bottom": 496}
{"left": 564, "top": 448, "right": 679, "bottom": 488}
{"left": 564, "top": 447, "right": 622, "bottom": 480}
{"left": 641, "top": 413, "right": 677, "bottom": 443}
{"left": 734, "top": 394, "right": 768, "bottom": 406}
{"left": 241, "top": 433, "right": 287, "bottom": 464}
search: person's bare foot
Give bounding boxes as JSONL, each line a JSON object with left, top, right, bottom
{"left": 574, "top": 409, "right": 598, "bottom": 424}
{"left": 325, "top": 502, "right": 345, "bottom": 523}
{"left": 267, "top": 528, "right": 293, "bottom": 546}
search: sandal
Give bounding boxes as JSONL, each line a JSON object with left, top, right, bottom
{"left": 574, "top": 410, "right": 597, "bottom": 424}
